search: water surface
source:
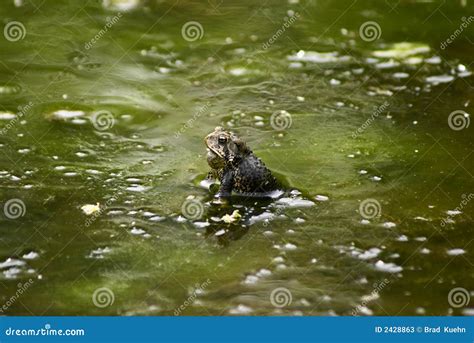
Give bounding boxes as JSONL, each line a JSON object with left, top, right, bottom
{"left": 0, "top": 0, "right": 473, "bottom": 316}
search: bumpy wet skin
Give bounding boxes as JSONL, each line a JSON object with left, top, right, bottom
{"left": 0, "top": 0, "right": 473, "bottom": 316}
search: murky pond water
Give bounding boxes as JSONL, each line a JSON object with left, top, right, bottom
{"left": 0, "top": 0, "right": 473, "bottom": 316}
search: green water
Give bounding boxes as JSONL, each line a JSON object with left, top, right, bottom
{"left": 0, "top": 0, "right": 473, "bottom": 316}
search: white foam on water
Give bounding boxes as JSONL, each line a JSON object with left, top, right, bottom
{"left": 193, "top": 222, "right": 210, "bottom": 229}
{"left": 126, "top": 185, "right": 150, "bottom": 192}
{"left": 396, "top": 235, "right": 409, "bottom": 242}
{"left": 229, "top": 304, "right": 253, "bottom": 315}
{"left": 51, "top": 110, "right": 85, "bottom": 119}
{"left": 249, "top": 212, "right": 275, "bottom": 225}
{"left": 0, "top": 258, "right": 26, "bottom": 269}
{"left": 131, "top": 227, "right": 146, "bottom": 235}
{"left": 243, "top": 275, "right": 259, "bottom": 285}
{"left": 256, "top": 269, "right": 271, "bottom": 277}
{"left": 4, "top": 267, "right": 23, "bottom": 279}
{"left": 214, "top": 229, "right": 226, "bottom": 236}
{"left": 426, "top": 75, "right": 454, "bottom": 84}
{"left": 315, "top": 195, "right": 329, "bottom": 202}
{"left": 0, "top": 112, "right": 16, "bottom": 120}
{"left": 277, "top": 197, "right": 314, "bottom": 208}
{"left": 375, "top": 260, "right": 403, "bottom": 273}
{"left": 149, "top": 215, "right": 164, "bottom": 222}
{"left": 447, "top": 248, "right": 466, "bottom": 256}
{"left": 358, "top": 248, "right": 382, "bottom": 260}
{"left": 23, "top": 252, "right": 39, "bottom": 260}
{"left": 283, "top": 243, "right": 297, "bottom": 251}
{"left": 103, "top": 0, "right": 140, "bottom": 11}
{"left": 288, "top": 50, "right": 341, "bottom": 63}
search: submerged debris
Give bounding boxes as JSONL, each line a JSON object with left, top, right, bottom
{"left": 81, "top": 203, "right": 101, "bottom": 215}
{"left": 221, "top": 210, "right": 242, "bottom": 224}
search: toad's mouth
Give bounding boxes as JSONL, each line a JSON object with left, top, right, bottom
{"left": 206, "top": 147, "right": 223, "bottom": 158}
{"left": 206, "top": 148, "right": 225, "bottom": 168}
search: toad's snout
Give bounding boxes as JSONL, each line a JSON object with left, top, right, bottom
{"left": 207, "top": 149, "right": 225, "bottom": 169}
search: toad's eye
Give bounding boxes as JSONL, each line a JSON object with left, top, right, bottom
{"left": 218, "top": 136, "right": 227, "bottom": 143}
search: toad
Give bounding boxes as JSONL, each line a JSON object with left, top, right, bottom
{"left": 204, "top": 127, "right": 280, "bottom": 197}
